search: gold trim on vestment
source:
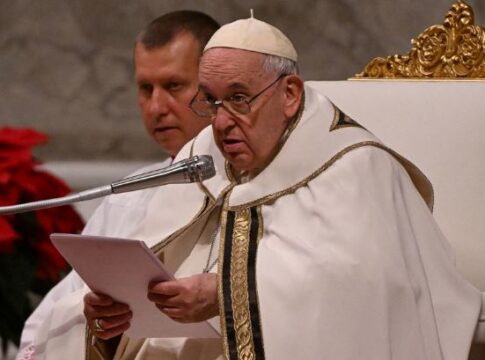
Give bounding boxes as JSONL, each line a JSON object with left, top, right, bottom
{"left": 228, "top": 141, "right": 433, "bottom": 211}
{"left": 230, "top": 208, "right": 256, "bottom": 359}
{"left": 219, "top": 203, "right": 267, "bottom": 359}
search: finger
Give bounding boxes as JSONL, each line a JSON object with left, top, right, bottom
{"left": 148, "top": 280, "right": 182, "bottom": 296}
{"left": 155, "top": 305, "right": 189, "bottom": 322}
{"left": 94, "top": 322, "right": 131, "bottom": 341}
{"left": 97, "top": 312, "right": 132, "bottom": 331}
{"left": 148, "top": 280, "right": 184, "bottom": 295}
{"left": 157, "top": 305, "right": 184, "bottom": 317}
{"left": 87, "top": 302, "right": 131, "bottom": 319}
{"left": 84, "top": 292, "right": 115, "bottom": 306}
{"left": 147, "top": 292, "right": 174, "bottom": 304}
{"left": 151, "top": 294, "right": 188, "bottom": 308}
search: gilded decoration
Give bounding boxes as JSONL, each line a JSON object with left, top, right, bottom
{"left": 354, "top": 1, "right": 485, "bottom": 79}
{"left": 230, "top": 208, "right": 256, "bottom": 359}
{"left": 219, "top": 205, "right": 265, "bottom": 359}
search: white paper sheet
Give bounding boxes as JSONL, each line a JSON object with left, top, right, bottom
{"left": 50, "top": 233, "right": 219, "bottom": 339}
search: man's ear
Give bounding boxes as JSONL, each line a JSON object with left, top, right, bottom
{"left": 282, "top": 75, "right": 304, "bottom": 119}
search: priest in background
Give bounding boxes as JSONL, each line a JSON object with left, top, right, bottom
{"left": 17, "top": 10, "right": 219, "bottom": 360}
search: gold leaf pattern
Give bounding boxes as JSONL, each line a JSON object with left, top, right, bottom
{"left": 230, "top": 208, "right": 256, "bottom": 360}
{"left": 354, "top": 0, "right": 485, "bottom": 78}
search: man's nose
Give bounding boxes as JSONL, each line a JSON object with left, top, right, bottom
{"left": 148, "top": 87, "right": 170, "bottom": 116}
{"left": 211, "top": 105, "right": 236, "bottom": 131}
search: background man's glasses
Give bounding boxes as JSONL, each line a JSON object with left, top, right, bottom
{"left": 190, "top": 74, "right": 288, "bottom": 118}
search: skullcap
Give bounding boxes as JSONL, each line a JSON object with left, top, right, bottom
{"left": 204, "top": 12, "right": 297, "bottom": 62}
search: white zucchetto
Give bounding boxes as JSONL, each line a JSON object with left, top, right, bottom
{"left": 204, "top": 14, "right": 297, "bottom": 62}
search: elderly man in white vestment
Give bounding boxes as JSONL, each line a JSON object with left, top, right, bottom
{"left": 16, "top": 11, "right": 219, "bottom": 360}
{"left": 81, "top": 15, "right": 481, "bottom": 360}
{"left": 21, "top": 15, "right": 483, "bottom": 360}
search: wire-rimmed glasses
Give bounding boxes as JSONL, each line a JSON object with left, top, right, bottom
{"left": 189, "top": 74, "right": 287, "bottom": 118}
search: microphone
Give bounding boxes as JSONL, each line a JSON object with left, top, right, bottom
{"left": 0, "top": 155, "right": 215, "bottom": 215}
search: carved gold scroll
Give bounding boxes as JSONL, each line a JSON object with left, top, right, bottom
{"left": 354, "top": 0, "right": 485, "bottom": 79}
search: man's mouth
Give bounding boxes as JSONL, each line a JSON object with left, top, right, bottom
{"left": 155, "top": 126, "right": 177, "bottom": 133}
{"left": 223, "top": 139, "right": 241, "bottom": 145}
{"left": 222, "top": 138, "right": 244, "bottom": 152}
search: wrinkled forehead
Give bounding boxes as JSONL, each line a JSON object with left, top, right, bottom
{"left": 199, "top": 48, "right": 269, "bottom": 90}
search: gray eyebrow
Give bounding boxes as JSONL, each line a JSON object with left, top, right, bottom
{"left": 196, "top": 85, "right": 216, "bottom": 99}
{"left": 198, "top": 81, "right": 251, "bottom": 98}
{"left": 228, "top": 82, "right": 250, "bottom": 91}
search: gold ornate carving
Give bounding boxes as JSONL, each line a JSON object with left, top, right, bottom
{"left": 354, "top": 0, "right": 485, "bottom": 79}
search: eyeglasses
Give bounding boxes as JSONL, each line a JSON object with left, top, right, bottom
{"left": 189, "top": 74, "right": 287, "bottom": 118}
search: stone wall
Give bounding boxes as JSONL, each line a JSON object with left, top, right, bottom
{"left": 1, "top": 0, "right": 484, "bottom": 161}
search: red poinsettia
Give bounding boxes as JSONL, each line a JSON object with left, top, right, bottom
{"left": 0, "top": 126, "right": 84, "bottom": 349}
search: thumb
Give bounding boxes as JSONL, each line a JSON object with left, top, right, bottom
{"left": 148, "top": 280, "right": 180, "bottom": 296}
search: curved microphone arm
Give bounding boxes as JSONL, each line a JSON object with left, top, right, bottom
{"left": 0, "top": 186, "right": 113, "bottom": 216}
{"left": 0, "top": 155, "right": 215, "bottom": 216}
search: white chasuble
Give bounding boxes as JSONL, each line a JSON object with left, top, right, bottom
{"left": 21, "top": 85, "right": 481, "bottom": 360}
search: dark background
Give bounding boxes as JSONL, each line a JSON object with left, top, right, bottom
{"left": 1, "top": 0, "right": 483, "bottom": 161}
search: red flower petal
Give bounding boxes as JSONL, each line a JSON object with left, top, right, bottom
{"left": 0, "top": 127, "right": 48, "bottom": 148}
{"left": 13, "top": 169, "right": 71, "bottom": 202}
{"left": 33, "top": 239, "right": 69, "bottom": 281}
{"left": 34, "top": 207, "right": 84, "bottom": 281}
{"left": 0, "top": 149, "right": 34, "bottom": 172}
{"left": 0, "top": 126, "right": 85, "bottom": 283}
{"left": 0, "top": 183, "right": 21, "bottom": 206}
{"left": 0, "top": 217, "right": 19, "bottom": 254}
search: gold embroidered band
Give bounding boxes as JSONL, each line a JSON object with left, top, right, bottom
{"left": 220, "top": 207, "right": 265, "bottom": 359}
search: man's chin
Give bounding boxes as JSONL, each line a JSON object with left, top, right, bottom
{"left": 154, "top": 138, "right": 182, "bottom": 158}
{"left": 225, "top": 154, "right": 254, "bottom": 173}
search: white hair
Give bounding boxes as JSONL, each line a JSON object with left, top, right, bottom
{"left": 262, "top": 54, "right": 299, "bottom": 76}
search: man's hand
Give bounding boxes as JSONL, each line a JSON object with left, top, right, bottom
{"left": 147, "top": 273, "right": 219, "bottom": 323}
{"left": 83, "top": 292, "right": 132, "bottom": 340}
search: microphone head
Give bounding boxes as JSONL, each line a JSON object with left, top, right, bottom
{"left": 110, "top": 155, "right": 216, "bottom": 194}
{"left": 187, "top": 155, "right": 216, "bottom": 182}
